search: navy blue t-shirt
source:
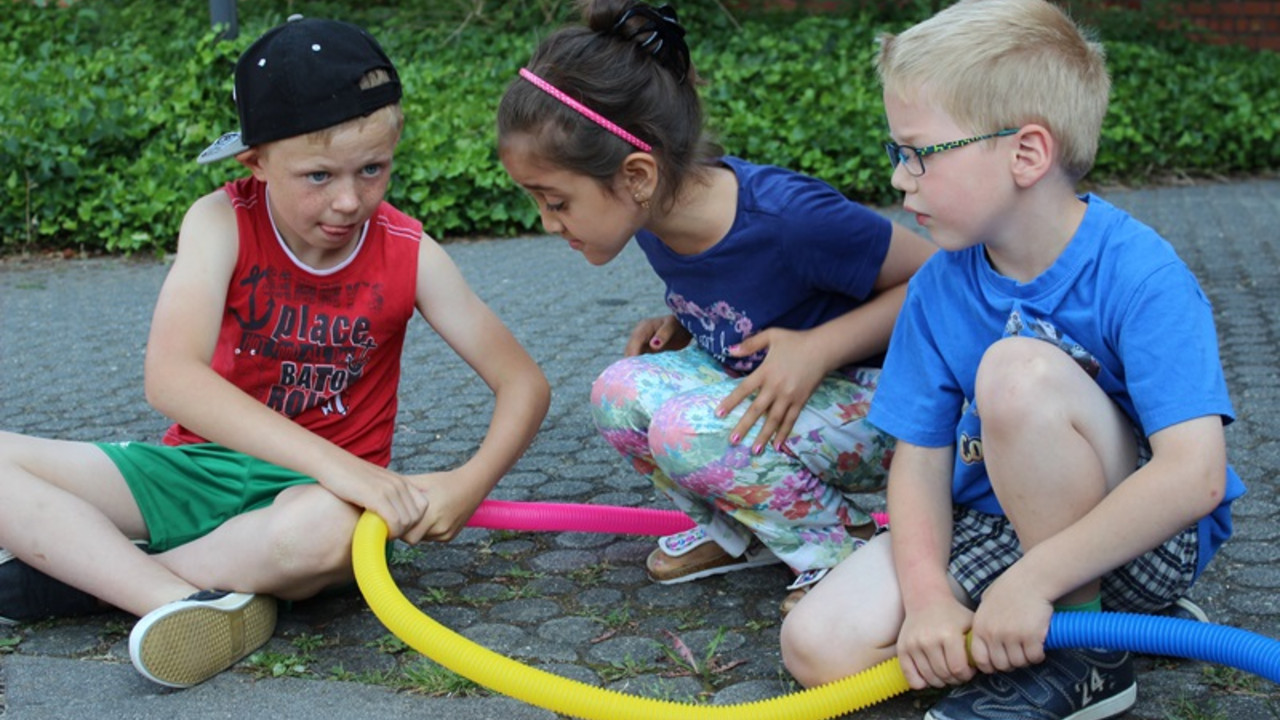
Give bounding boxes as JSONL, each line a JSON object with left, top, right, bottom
{"left": 635, "top": 156, "right": 892, "bottom": 373}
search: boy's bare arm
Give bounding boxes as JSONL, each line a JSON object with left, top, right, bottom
{"left": 888, "top": 441, "right": 976, "bottom": 690}
{"left": 143, "top": 192, "right": 431, "bottom": 537}
{"left": 407, "top": 235, "right": 551, "bottom": 541}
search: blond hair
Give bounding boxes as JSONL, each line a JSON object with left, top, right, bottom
{"left": 876, "top": 0, "right": 1109, "bottom": 181}
{"left": 311, "top": 68, "right": 404, "bottom": 144}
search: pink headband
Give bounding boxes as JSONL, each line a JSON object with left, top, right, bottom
{"left": 518, "top": 67, "right": 652, "bottom": 153}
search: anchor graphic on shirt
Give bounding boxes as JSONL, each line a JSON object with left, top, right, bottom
{"left": 230, "top": 265, "right": 275, "bottom": 332}
{"left": 345, "top": 339, "right": 376, "bottom": 375}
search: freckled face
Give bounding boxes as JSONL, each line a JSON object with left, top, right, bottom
{"left": 498, "top": 133, "right": 643, "bottom": 266}
{"left": 246, "top": 115, "right": 399, "bottom": 268}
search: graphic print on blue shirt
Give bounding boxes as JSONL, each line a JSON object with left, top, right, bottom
{"left": 635, "top": 156, "right": 892, "bottom": 375}
{"left": 1004, "top": 308, "right": 1101, "bottom": 379}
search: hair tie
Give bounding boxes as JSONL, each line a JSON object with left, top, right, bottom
{"left": 517, "top": 67, "right": 652, "bottom": 152}
{"left": 610, "top": 3, "right": 691, "bottom": 84}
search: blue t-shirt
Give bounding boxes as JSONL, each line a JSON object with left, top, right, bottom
{"left": 635, "top": 156, "right": 892, "bottom": 373}
{"left": 867, "top": 194, "right": 1245, "bottom": 577}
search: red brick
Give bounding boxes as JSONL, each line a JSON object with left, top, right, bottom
{"left": 732, "top": 0, "right": 1280, "bottom": 52}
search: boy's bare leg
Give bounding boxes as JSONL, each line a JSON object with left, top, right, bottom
{"left": 0, "top": 430, "right": 359, "bottom": 616}
{"left": 0, "top": 432, "right": 198, "bottom": 616}
{"left": 153, "top": 483, "right": 359, "bottom": 601}
{"left": 976, "top": 336, "right": 1138, "bottom": 605}
{"left": 780, "top": 534, "right": 905, "bottom": 686}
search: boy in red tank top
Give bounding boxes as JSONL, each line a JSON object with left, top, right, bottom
{"left": 0, "top": 16, "right": 549, "bottom": 689}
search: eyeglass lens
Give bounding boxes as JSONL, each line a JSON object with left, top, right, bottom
{"left": 884, "top": 142, "right": 923, "bottom": 176}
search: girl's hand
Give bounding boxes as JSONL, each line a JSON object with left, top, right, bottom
{"left": 624, "top": 314, "right": 692, "bottom": 356}
{"left": 717, "top": 328, "right": 827, "bottom": 453}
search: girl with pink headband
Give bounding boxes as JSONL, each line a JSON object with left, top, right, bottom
{"left": 497, "top": 0, "right": 935, "bottom": 615}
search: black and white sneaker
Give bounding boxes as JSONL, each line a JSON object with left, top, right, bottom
{"left": 0, "top": 548, "right": 104, "bottom": 625}
{"left": 130, "top": 590, "right": 277, "bottom": 688}
{"left": 1159, "top": 596, "right": 1210, "bottom": 624}
{"left": 925, "top": 647, "right": 1136, "bottom": 720}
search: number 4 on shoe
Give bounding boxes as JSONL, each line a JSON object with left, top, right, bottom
{"left": 129, "top": 590, "right": 277, "bottom": 688}
{"left": 925, "top": 647, "right": 1135, "bottom": 720}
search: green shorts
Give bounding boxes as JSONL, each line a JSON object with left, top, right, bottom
{"left": 97, "top": 442, "right": 318, "bottom": 553}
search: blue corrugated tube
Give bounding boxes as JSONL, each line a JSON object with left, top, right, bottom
{"left": 1048, "top": 611, "right": 1280, "bottom": 683}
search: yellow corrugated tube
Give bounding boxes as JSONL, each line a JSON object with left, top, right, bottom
{"left": 352, "top": 511, "right": 911, "bottom": 720}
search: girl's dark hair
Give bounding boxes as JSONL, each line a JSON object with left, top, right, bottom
{"left": 497, "top": 0, "right": 723, "bottom": 210}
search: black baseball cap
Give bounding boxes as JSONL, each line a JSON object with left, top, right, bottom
{"left": 197, "top": 15, "right": 402, "bottom": 164}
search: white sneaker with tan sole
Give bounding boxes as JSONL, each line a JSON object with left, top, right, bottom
{"left": 129, "top": 590, "right": 277, "bottom": 688}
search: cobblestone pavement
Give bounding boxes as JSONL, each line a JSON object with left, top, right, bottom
{"left": 2, "top": 178, "right": 1279, "bottom": 719}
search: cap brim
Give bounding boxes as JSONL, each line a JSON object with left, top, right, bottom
{"left": 196, "top": 131, "right": 250, "bottom": 164}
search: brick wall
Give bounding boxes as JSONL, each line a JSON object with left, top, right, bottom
{"left": 1171, "top": 1, "right": 1280, "bottom": 52}
{"left": 724, "top": 0, "right": 1279, "bottom": 52}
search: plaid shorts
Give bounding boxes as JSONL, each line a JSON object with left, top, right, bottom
{"left": 948, "top": 504, "right": 1199, "bottom": 613}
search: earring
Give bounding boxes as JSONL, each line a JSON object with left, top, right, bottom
{"left": 633, "top": 193, "right": 651, "bottom": 210}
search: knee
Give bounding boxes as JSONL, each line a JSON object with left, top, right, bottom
{"left": 781, "top": 583, "right": 899, "bottom": 687}
{"left": 589, "top": 357, "right": 645, "bottom": 418}
{"left": 591, "top": 360, "right": 662, "bottom": 443}
{"left": 0, "top": 432, "right": 19, "bottom": 476}
{"left": 975, "top": 337, "right": 1073, "bottom": 432}
{"left": 0, "top": 431, "right": 32, "bottom": 471}
{"left": 265, "top": 488, "right": 358, "bottom": 578}
{"left": 648, "top": 391, "right": 733, "bottom": 476}
{"left": 781, "top": 606, "right": 846, "bottom": 687}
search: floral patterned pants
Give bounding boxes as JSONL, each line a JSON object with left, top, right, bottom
{"left": 590, "top": 346, "right": 895, "bottom": 573}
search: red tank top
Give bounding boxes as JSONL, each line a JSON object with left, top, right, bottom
{"left": 163, "top": 176, "right": 422, "bottom": 466}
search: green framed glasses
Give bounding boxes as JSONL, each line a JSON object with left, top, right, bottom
{"left": 884, "top": 128, "right": 1021, "bottom": 176}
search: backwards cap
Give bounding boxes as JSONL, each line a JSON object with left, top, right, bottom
{"left": 197, "top": 15, "right": 402, "bottom": 164}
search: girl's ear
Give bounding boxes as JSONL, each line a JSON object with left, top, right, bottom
{"left": 1010, "top": 124, "right": 1054, "bottom": 188}
{"left": 620, "top": 151, "right": 659, "bottom": 203}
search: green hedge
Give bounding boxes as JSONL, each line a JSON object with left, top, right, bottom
{"left": 2, "top": 2, "right": 1277, "bottom": 254}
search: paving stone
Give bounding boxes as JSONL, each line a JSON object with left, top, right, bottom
{"left": 3, "top": 180, "right": 1279, "bottom": 718}
{"left": 537, "top": 616, "right": 606, "bottom": 644}
{"left": 490, "top": 599, "right": 561, "bottom": 625}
